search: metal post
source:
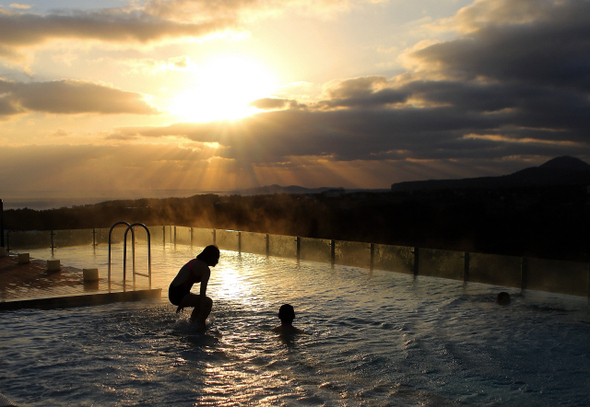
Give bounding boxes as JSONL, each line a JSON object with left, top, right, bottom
{"left": 238, "top": 231, "right": 242, "bottom": 253}
{"left": 521, "top": 257, "right": 528, "bottom": 291}
{"left": 370, "top": 243, "right": 375, "bottom": 271}
{"left": 213, "top": 229, "right": 217, "bottom": 246}
{"left": 0, "top": 199, "right": 4, "bottom": 248}
{"left": 190, "top": 227, "right": 194, "bottom": 247}
{"left": 463, "top": 252, "right": 470, "bottom": 282}
{"left": 266, "top": 233, "right": 270, "bottom": 257}
{"left": 50, "top": 230, "right": 55, "bottom": 256}
{"left": 296, "top": 236, "right": 301, "bottom": 264}
{"left": 330, "top": 239, "right": 335, "bottom": 268}
{"left": 413, "top": 247, "right": 419, "bottom": 276}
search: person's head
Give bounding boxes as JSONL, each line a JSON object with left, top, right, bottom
{"left": 197, "top": 245, "right": 220, "bottom": 267}
{"left": 496, "top": 291, "right": 511, "bottom": 306}
{"left": 278, "top": 304, "right": 295, "bottom": 325}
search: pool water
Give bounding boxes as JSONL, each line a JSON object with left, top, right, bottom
{"left": 2, "top": 245, "right": 590, "bottom": 406}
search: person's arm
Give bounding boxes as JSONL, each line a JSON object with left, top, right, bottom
{"left": 199, "top": 267, "right": 210, "bottom": 308}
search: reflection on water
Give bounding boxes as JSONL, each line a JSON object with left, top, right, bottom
{"left": 2, "top": 245, "right": 590, "bottom": 406}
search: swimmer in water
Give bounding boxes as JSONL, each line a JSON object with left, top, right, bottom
{"left": 496, "top": 291, "right": 511, "bottom": 306}
{"left": 272, "top": 304, "right": 305, "bottom": 335}
{"left": 169, "top": 245, "right": 220, "bottom": 328}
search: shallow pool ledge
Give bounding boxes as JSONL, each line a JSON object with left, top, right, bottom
{"left": 0, "top": 288, "right": 161, "bottom": 311}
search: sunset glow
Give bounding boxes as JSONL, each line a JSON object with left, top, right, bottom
{"left": 0, "top": 0, "right": 589, "bottom": 202}
{"left": 168, "top": 55, "right": 279, "bottom": 122}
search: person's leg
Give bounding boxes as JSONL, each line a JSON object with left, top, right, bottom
{"left": 178, "top": 294, "right": 212, "bottom": 325}
{"left": 191, "top": 296, "right": 212, "bottom": 325}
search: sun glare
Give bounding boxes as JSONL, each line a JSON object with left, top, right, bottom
{"left": 169, "top": 55, "right": 279, "bottom": 122}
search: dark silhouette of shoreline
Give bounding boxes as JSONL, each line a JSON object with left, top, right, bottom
{"left": 4, "top": 156, "right": 590, "bottom": 262}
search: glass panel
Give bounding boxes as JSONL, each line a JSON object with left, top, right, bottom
{"left": 241, "top": 231, "right": 268, "bottom": 255}
{"left": 174, "top": 226, "right": 192, "bottom": 245}
{"left": 163, "top": 225, "right": 174, "bottom": 245}
{"left": 193, "top": 228, "right": 215, "bottom": 247}
{"left": 300, "top": 237, "right": 331, "bottom": 263}
{"left": 418, "top": 248, "right": 464, "bottom": 280}
{"left": 6, "top": 230, "right": 51, "bottom": 250}
{"left": 335, "top": 240, "right": 371, "bottom": 268}
{"left": 147, "top": 226, "right": 164, "bottom": 245}
{"left": 373, "top": 244, "right": 414, "bottom": 274}
{"left": 94, "top": 228, "right": 108, "bottom": 245}
{"left": 526, "top": 258, "right": 588, "bottom": 296}
{"left": 469, "top": 253, "right": 522, "bottom": 288}
{"left": 268, "top": 234, "right": 297, "bottom": 258}
{"left": 216, "top": 229, "right": 240, "bottom": 251}
{"left": 54, "top": 229, "right": 93, "bottom": 247}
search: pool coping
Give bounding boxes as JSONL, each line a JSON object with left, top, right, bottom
{"left": 0, "top": 288, "right": 162, "bottom": 311}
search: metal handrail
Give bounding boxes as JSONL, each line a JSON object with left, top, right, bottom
{"left": 123, "top": 223, "right": 151, "bottom": 291}
{"left": 108, "top": 221, "right": 132, "bottom": 291}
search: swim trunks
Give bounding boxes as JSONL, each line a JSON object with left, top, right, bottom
{"left": 169, "top": 283, "right": 190, "bottom": 306}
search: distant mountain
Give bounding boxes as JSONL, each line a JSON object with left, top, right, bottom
{"left": 231, "top": 184, "right": 346, "bottom": 195}
{"left": 391, "top": 156, "right": 590, "bottom": 192}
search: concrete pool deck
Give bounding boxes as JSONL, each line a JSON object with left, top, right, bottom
{"left": 0, "top": 254, "right": 161, "bottom": 311}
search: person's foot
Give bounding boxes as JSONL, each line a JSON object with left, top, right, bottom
{"left": 194, "top": 321, "right": 207, "bottom": 331}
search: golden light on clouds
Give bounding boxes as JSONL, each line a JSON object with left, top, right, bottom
{"left": 1, "top": 0, "right": 589, "bottom": 203}
{"left": 168, "top": 54, "right": 279, "bottom": 122}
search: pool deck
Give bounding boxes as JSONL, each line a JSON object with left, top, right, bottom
{"left": 0, "top": 254, "right": 161, "bottom": 311}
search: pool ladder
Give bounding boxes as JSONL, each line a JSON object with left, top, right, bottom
{"left": 107, "top": 222, "right": 152, "bottom": 291}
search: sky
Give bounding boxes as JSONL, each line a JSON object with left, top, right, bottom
{"left": 0, "top": 0, "right": 589, "bottom": 200}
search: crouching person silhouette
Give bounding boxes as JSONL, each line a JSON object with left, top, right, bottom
{"left": 169, "top": 245, "right": 220, "bottom": 328}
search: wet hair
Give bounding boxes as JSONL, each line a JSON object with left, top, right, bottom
{"left": 197, "top": 245, "right": 220, "bottom": 264}
{"left": 496, "top": 291, "right": 511, "bottom": 305}
{"left": 278, "top": 304, "right": 295, "bottom": 324}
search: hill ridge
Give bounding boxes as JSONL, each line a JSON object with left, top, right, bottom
{"left": 391, "top": 156, "right": 590, "bottom": 192}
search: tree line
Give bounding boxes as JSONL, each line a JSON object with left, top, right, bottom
{"left": 3, "top": 186, "right": 590, "bottom": 262}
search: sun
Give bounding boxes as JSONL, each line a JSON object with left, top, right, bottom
{"left": 169, "top": 54, "right": 279, "bottom": 122}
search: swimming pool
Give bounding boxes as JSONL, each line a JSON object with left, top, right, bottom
{"left": 1, "top": 244, "right": 590, "bottom": 406}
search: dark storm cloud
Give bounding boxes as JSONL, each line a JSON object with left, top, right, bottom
{"left": 402, "top": 80, "right": 590, "bottom": 137}
{"left": 317, "top": 76, "right": 409, "bottom": 109}
{"left": 0, "top": 79, "right": 157, "bottom": 115}
{"left": 412, "top": 0, "right": 590, "bottom": 90}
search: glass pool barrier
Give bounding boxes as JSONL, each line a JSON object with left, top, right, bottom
{"left": 3, "top": 225, "right": 590, "bottom": 298}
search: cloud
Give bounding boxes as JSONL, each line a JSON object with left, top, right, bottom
{"left": 0, "top": 0, "right": 380, "bottom": 59}
{"left": 249, "top": 98, "right": 306, "bottom": 110}
{"left": 411, "top": 0, "right": 590, "bottom": 90}
{"left": 107, "top": 0, "right": 590, "bottom": 169}
{"left": 316, "top": 76, "right": 409, "bottom": 109}
{"left": 0, "top": 79, "right": 158, "bottom": 116}
{"left": 9, "top": 3, "right": 31, "bottom": 10}
{"left": 2, "top": 0, "right": 590, "bottom": 192}
{"left": 0, "top": 7, "right": 235, "bottom": 59}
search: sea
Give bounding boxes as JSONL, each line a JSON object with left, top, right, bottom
{"left": 0, "top": 190, "right": 204, "bottom": 211}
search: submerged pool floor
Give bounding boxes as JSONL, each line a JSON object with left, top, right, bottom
{"left": 1, "top": 245, "right": 590, "bottom": 406}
